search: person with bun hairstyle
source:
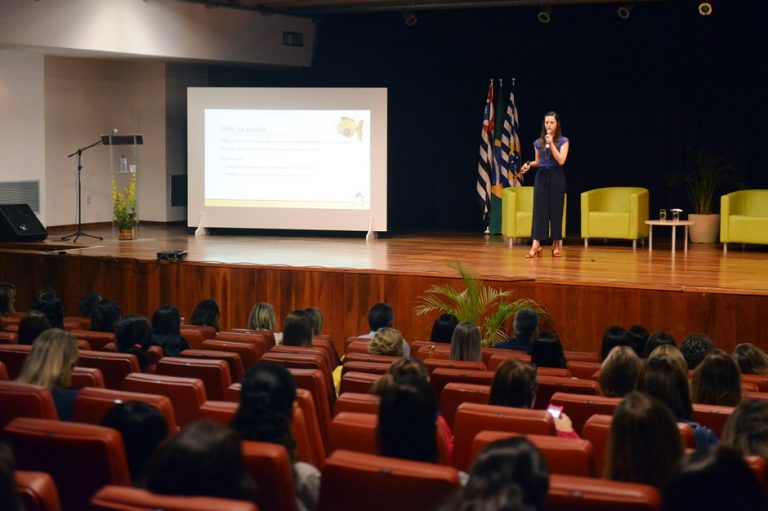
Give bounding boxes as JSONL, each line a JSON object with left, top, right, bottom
{"left": 115, "top": 315, "right": 154, "bottom": 371}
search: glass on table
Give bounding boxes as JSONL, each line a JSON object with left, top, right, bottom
{"left": 671, "top": 209, "right": 682, "bottom": 222}
{"left": 659, "top": 209, "right": 667, "bottom": 221}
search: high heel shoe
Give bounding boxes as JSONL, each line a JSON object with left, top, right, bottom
{"left": 552, "top": 243, "right": 563, "bottom": 257}
{"left": 525, "top": 247, "right": 542, "bottom": 258}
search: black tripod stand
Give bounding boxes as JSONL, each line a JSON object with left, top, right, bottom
{"left": 59, "top": 140, "right": 103, "bottom": 242}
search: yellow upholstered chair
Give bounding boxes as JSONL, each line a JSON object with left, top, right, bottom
{"left": 720, "top": 189, "right": 768, "bottom": 253}
{"left": 581, "top": 187, "right": 649, "bottom": 248}
{"left": 501, "top": 186, "right": 567, "bottom": 244}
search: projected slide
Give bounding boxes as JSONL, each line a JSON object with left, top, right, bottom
{"left": 188, "top": 87, "right": 387, "bottom": 232}
{"left": 204, "top": 109, "right": 371, "bottom": 209}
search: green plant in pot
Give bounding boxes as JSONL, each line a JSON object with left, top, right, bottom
{"left": 665, "top": 150, "right": 740, "bottom": 244}
{"left": 414, "top": 261, "right": 551, "bottom": 346}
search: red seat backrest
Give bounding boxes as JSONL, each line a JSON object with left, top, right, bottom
{"left": 742, "top": 374, "right": 768, "bottom": 392}
{"left": 89, "top": 485, "right": 258, "bottom": 511}
{"left": 424, "top": 358, "right": 486, "bottom": 374}
{"left": 68, "top": 330, "right": 115, "bottom": 350}
{"left": 202, "top": 339, "right": 263, "bottom": 369}
{"left": 70, "top": 366, "right": 106, "bottom": 389}
{"left": 179, "top": 328, "right": 205, "bottom": 349}
{"left": 271, "top": 345, "right": 334, "bottom": 376}
{"left": 567, "top": 360, "right": 603, "bottom": 380}
{"left": 439, "top": 383, "right": 490, "bottom": 429}
{"left": 260, "top": 352, "right": 334, "bottom": 404}
{"left": 692, "top": 403, "right": 734, "bottom": 437}
{"left": 0, "top": 344, "right": 32, "bottom": 380}
{"left": 2, "top": 417, "right": 131, "bottom": 511}
{"left": 471, "top": 431, "right": 597, "bottom": 477}
{"left": 339, "top": 371, "right": 380, "bottom": 395}
{"left": 546, "top": 474, "right": 661, "bottom": 510}
{"left": 195, "top": 400, "right": 238, "bottom": 426}
{"left": 121, "top": 373, "right": 207, "bottom": 426}
{"left": 343, "top": 352, "right": 399, "bottom": 365}
{"left": 0, "top": 331, "right": 17, "bottom": 343}
{"left": 429, "top": 368, "right": 494, "bottom": 401}
{"left": 220, "top": 330, "right": 275, "bottom": 350}
{"left": 344, "top": 336, "right": 371, "bottom": 354}
{"left": 0, "top": 381, "right": 58, "bottom": 427}
{"left": 453, "top": 402, "right": 555, "bottom": 471}
{"left": 178, "top": 349, "right": 243, "bottom": 385}
{"left": 156, "top": 357, "right": 232, "bottom": 401}
{"left": 483, "top": 349, "right": 531, "bottom": 367}
{"left": 77, "top": 350, "right": 140, "bottom": 389}
{"left": 295, "top": 388, "right": 327, "bottom": 468}
{"left": 341, "top": 360, "right": 391, "bottom": 375}
{"left": 564, "top": 350, "right": 601, "bottom": 363}
{"left": 345, "top": 340, "right": 372, "bottom": 355}
{"left": 535, "top": 376, "right": 601, "bottom": 410}
{"left": 318, "top": 449, "right": 460, "bottom": 511}
{"left": 312, "top": 338, "right": 340, "bottom": 369}
{"left": 289, "top": 367, "right": 334, "bottom": 449}
{"left": 549, "top": 392, "right": 622, "bottom": 435}
{"left": 416, "top": 345, "right": 451, "bottom": 361}
{"left": 181, "top": 324, "right": 217, "bottom": 340}
{"left": 0, "top": 360, "right": 8, "bottom": 380}
{"left": 15, "top": 470, "right": 62, "bottom": 511}
{"left": 334, "top": 392, "right": 381, "bottom": 416}
{"left": 242, "top": 441, "right": 298, "bottom": 511}
{"left": 71, "top": 386, "right": 178, "bottom": 432}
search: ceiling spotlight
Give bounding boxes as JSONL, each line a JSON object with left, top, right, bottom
{"left": 537, "top": 5, "right": 552, "bottom": 24}
{"left": 698, "top": 2, "right": 713, "bottom": 16}
{"left": 403, "top": 10, "right": 418, "bottom": 27}
{"left": 617, "top": 2, "right": 633, "bottom": 20}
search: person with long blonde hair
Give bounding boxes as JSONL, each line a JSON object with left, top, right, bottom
{"left": 17, "top": 328, "right": 79, "bottom": 420}
{"left": 247, "top": 302, "right": 282, "bottom": 343}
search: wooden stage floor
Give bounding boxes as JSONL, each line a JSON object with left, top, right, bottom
{"left": 2, "top": 224, "right": 767, "bottom": 352}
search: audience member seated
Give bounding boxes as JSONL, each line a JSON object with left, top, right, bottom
{"left": 450, "top": 322, "right": 482, "bottom": 363}
{"left": 146, "top": 421, "right": 258, "bottom": 503}
{"left": 378, "top": 375, "right": 439, "bottom": 463}
{"left": 679, "top": 334, "right": 714, "bottom": 371}
{"left": 151, "top": 305, "right": 190, "bottom": 357}
{"left": 494, "top": 308, "right": 538, "bottom": 353}
{"left": 115, "top": 315, "right": 154, "bottom": 372}
{"left": 16, "top": 314, "right": 50, "bottom": 345}
{"left": 372, "top": 357, "right": 454, "bottom": 461}
{"left": 430, "top": 314, "right": 459, "bottom": 343}
{"left": 604, "top": 391, "right": 683, "bottom": 490}
{"left": 489, "top": 358, "right": 577, "bottom": 438}
{"left": 599, "top": 346, "right": 642, "bottom": 398}
{"left": 662, "top": 446, "right": 766, "bottom": 511}
{"left": 248, "top": 302, "right": 282, "bottom": 343}
{"left": 647, "top": 344, "right": 688, "bottom": 374}
{"left": 531, "top": 331, "right": 567, "bottom": 369}
{"left": 443, "top": 437, "right": 549, "bottom": 511}
{"left": 30, "top": 295, "right": 64, "bottom": 329}
{"left": 16, "top": 328, "right": 80, "bottom": 420}
{"left": 37, "top": 287, "right": 57, "bottom": 301}
{"left": 231, "top": 362, "right": 320, "bottom": 511}
{"left": 626, "top": 324, "right": 649, "bottom": 358}
{"left": 101, "top": 401, "right": 169, "bottom": 487}
{"left": 733, "top": 343, "right": 768, "bottom": 376}
{"left": 691, "top": 350, "right": 742, "bottom": 407}
{"left": 636, "top": 355, "right": 718, "bottom": 449}
{"left": 190, "top": 299, "right": 221, "bottom": 332}
{"left": 360, "top": 302, "right": 410, "bottom": 356}
{"left": 78, "top": 291, "right": 103, "bottom": 318}
{"left": 600, "top": 326, "right": 634, "bottom": 361}
{"left": 721, "top": 399, "right": 768, "bottom": 459}
{"left": 642, "top": 331, "right": 675, "bottom": 358}
{"left": 282, "top": 310, "right": 314, "bottom": 348}
{"left": 368, "top": 327, "right": 405, "bottom": 357}
{"left": 0, "top": 282, "right": 16, "bottom": 317}
{"left": 0, "top": 442, "right": 23, "bottom": 511}
{"left": 91, "top": 299, "right": 122, "bottom": 333}
{"left": 305, "top": 306, "right": 324, "bottom": 336}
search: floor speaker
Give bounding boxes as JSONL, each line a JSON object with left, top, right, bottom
{"left": 0, "top": 204, "right": 47, "bottom": 242}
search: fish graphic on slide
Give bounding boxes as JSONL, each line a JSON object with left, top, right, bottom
{"left": 337, "top": 117, "right": 364, "bottom": 141}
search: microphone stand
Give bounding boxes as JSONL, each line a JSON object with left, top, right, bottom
{"left": 58, "top": 139, "right": 104, "bottom": 242}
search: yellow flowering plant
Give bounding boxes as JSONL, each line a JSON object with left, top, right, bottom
{"left": 112, "top": 174, "right": 137, "bottom": 230}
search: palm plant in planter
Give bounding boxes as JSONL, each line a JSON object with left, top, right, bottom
{"left": 665, "top": 151, "right": 740, "bottom": 243}
{"left": 414, "top": 261, "right": 551, "bottom": 346}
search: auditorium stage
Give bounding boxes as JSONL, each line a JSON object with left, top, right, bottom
{"left": 2, "top": 224, "right": 767, "bottom": 354}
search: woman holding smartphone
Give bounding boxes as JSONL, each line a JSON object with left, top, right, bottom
{"left": 520, "top": 111, "right": 570, "bottom": 258}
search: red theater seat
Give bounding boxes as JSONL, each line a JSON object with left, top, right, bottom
{"left": 312, "top": 338, "right": 340, "bottom": 369}
{"left": 219, "top": 330, "right": 275, "bottom": 350}
{"left": 261, "top": 352, "right": 334, "bottom": 404}
{"left": 742, "top": 374, "right": 768, "bottom": 392}
{"left": 1, "top": 418, "right": 131, "bottom": 511}
{"left": 424, "top": 358, "right": 487, "bottom": 374}
{"left": 344, "top": 336, "right": 371, "bottom": 354}
{"left": 0, "top": 344, "right": 32, "bottom": 379}
{"left": 77, "top": 351, "right": 140, "bottom": 389}
{"left": 692, "top": 403, "right": 734, "bottom": 437}
{"left": 68, "top": 330, "right": 115, "bottom": 350}
{"left": 341, "top": 360, "right": 391, "bottom": 375}
{"left": 567, "top": 360, "right": 603, "bottom": 380}
{"left": 334, "top": 392, "right": 380, "bottom": 416}
{"left": 290, "top": 368, "right": 334, "bottom": 448}
{"left": 430, "top": 368, "right": 494, "bottom": 400}
{"left": 0, "top": 331, "right": 17, "bottom": 343}
{"left": 156, "top": 357, "right": 232, "bottom": 401}
{"left": 549, "top": 392, "right": 622, "bottom": 435}
{"left": 295, "top": 388, "right": 326, "bottom": 468}
{"left": 535, "top": 376, "right": 601, "bottom": 410}
{"left": 203, "top": 339, "right": 263, "bottom": 370}
{"left": 439, "top": 383, "right": 490, "bottom": 429}
{"left": 471, "top": 431, "right": 597, "bottom": 477}
{"left": 122, "top": 373, "right": 207, "bottom": 426}
{"left": 242, "top": 441, "right": 298, "bottom": 511}
{"left": 196, "top": 400, "right": 238, "bottom": 425}
{"left": 71, "top": 386, "right": 177, "bottom": 432}
{"left": 453, "top": 402, "right": 555, "bottom": 471}
{"left": 319, "top": 450, "right": 460, "bottom": 511}
{"left": 546, "top": 474, "right": 661, "bottom": 510}
{"left": 0, "top": 360, "right": 8, "bottom": 380}
{"left": 271, "top": 345, "right": 334, "bottom": 375}
{"left": 339, "top": 371, "right": 380, "bottom": 395}
{"left": 343, "top": 352, "right": 399, "bottom": 365}
{"left": 181, "top": 324, "right": 217, "bottom": 340}
{"left": 0, "top": 381, "right": 58, "bottom": 427}
{"left": 70, "top": 366, "right": 105, "bottom": 389}
{"left": 483, "top": 349, "right": 531, "bottom": 368}
{"left": 564, "top": 350, "right": 601, "bottom": 363}
{"left": 345, "top": 340, "right": 372, "bottom": 354}
{"left": 178, "top": 349, "right": 243, "bottom": 385}
{"left": 89, "top": 486, "right": 258, "bottom": 511}
{"left": 178, "top": 327, "right": 205, "bottom": 349}
{"left": 16, "top": 470, "right": 62, "bottom": 511}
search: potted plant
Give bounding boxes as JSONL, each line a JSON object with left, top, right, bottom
{"left": 113, "top": 174, "right": 137, "bottom": 240}
{"left": 414, "top": 261, "right": 551, "bottom": 346}
{"left": 666, "top": 150, "right": 740, "bottom": 244}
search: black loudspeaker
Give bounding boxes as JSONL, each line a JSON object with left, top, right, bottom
{"left": 0, "top": 204, "right": 47, "bottom": 242}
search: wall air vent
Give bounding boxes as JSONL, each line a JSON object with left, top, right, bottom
{"left": 0, "top": 180, "right": 40, "bottom": 213}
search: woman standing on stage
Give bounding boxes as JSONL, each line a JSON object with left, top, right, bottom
{"left": 520, "top": 112, "right": 569, "bottom": 258}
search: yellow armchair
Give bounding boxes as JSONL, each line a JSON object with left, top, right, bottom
{"left": 501, "top": 186, "right": 566, "bottom": 244}
{"left": 581, "top": 187, "right": 649, "bottom": 248}
{"left": 720, "top": 189, "right": 768, "bottom": 253}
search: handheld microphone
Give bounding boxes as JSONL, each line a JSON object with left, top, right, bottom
{"left": 545, "top": 128, "right": 551, "bottom": 150}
